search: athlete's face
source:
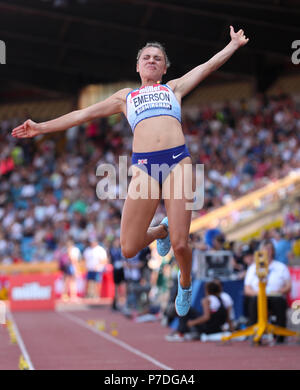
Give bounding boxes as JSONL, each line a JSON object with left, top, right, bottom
{"left": 137, "top": 47, "right": 167, "bottom": 82}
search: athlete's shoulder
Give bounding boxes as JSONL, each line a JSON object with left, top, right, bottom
{"left": 164, "top": 80, "right": 182, "bottom": 104}
{"left": 120, "top": 87, "right": 134, "bottom": 94}
{"left": 115, "top": 88, "right": 133, "bottom": 100}
{"left": 165, "top": 79, "right": 178, "bottom": 92}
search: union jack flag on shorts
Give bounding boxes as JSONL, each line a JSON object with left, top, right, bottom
{"left": 138, "top": 159, "right": 148, "bottom": 164}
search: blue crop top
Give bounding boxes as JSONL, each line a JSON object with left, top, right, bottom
{"left": 126, "top": 83, "right": 181, "bottom": 132}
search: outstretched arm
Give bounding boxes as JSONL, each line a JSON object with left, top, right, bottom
{"left": 12, "top": 88, "right": 130, "bottom": 138}
{"left": 169, "top": 26, "right": 249, "bottom": 98}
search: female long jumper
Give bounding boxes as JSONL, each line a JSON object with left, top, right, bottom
{"left": 12, "top": 26, "right": 249, "bottom": 316}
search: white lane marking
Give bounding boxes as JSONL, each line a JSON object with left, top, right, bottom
{"left": 7, "top": 311, "right": 35, "bottom": 370}
{"left": 60, "top": 311, "right": 173, "bottom": 370}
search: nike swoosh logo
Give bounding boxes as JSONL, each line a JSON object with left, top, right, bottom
{"left": 172, "top": 152, "right": 183, "bottom": 159}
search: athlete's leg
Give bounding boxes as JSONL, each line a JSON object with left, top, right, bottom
{"left": 120, "top": 166, "right": 167, "bottom": 258}
{"left": 163, "top": 157, "right": 194, "bottom": 288}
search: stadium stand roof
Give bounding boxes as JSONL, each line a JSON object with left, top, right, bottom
{"left": 0, "top": 0, "right": 299, "bottom": 101}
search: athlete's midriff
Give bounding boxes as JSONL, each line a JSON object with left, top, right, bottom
{"left": 132, "top": 116, "right": 185, "bottom": 153}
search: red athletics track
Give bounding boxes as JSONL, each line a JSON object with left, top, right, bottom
{"left": 0, "top": 322, "right": 20, "bottom": 370}
{"left": 1, "top": 307, "right": 300, "bottom": 370}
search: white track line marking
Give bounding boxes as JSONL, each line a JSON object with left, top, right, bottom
{"left": 7, "top": 311, "right": 35, "bottom": 370}
{"left": 60, "top": 311, "right": 173, "bottom": 370}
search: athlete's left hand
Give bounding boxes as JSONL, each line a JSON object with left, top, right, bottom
{"left": 230, "top": 26, "right": 249, "bottom": 48}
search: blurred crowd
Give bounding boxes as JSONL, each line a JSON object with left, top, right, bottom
{"left": 1, "top": 92, "right": 300, "bottom": 338}
{"left": 0, "top": 92, "right": 300, "bottom": 265}
{"left": 183, "top": 94, "right": 299, "bottom": 209}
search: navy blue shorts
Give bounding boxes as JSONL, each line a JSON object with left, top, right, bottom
{"left": 62, "top": 264, "right": 75, "bottom": 276}
{"left": 87, "top": 271, "right": 102, "bottom": 282}
{"left": 131, "top": 144, "right": 190, "bottom": 186}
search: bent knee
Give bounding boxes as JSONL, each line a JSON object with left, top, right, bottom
{"left": 172, "top": 240, "right": 189, "bottom": 255}
{"left": 120, "top": 242, "right": 138, "bottom": 259}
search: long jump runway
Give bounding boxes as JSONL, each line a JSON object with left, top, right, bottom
{"left": 1, "top": 307, "right": 300, "bottom": 370}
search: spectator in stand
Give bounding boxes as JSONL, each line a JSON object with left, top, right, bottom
{"left": 244, "top": 239, "right": 291, "bottom": 343}
{"left": 109, "top": 237, "right": 126, "bottom": 310}
{"left": 83, "top": 239, "right": 108, "bottom": 299}
{"left": 211, "top": 233, "right": 227, "bottom": 251}
{"left": 166, "top": 279, "right": 234, "bottom": 341}
{"left": 204, "top": 228, "right": 222, "bottom": 250}
{"left": 11, "top": 244, "right": 23, "bottom": 264}
{"left": 271, "top": 228, "right": 293, "bottom": 265}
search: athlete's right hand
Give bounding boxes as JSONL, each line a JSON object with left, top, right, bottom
{"left": 11, "top": 119, "right": 40, "bottom": 138}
